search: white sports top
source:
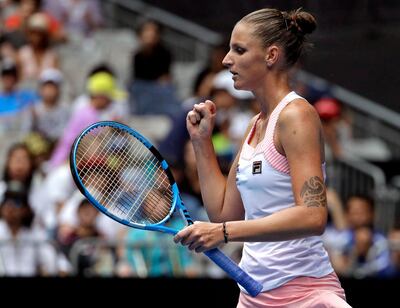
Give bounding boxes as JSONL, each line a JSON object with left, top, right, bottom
{"left": 236, "top": 91, "right": 333, "bottom": 293}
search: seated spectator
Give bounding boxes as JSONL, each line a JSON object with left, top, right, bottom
{"left": 44, "top": 0, "right": 103, "bottom": 39}
{"left": 314, "top": 97, "right": 391, "bottom": 161}
{"left": 129, "top": 19, "right": 180, "bottom": 115}
{"left": 0, "top": 59, "right": 38, "bottom": 135}
{"left": 49, "top": 72, "right": 124, "bottom": 168}
{"left": 179, "top": 140, "right": 208, "bottom": 222}
{"left": 314, "top": 97, "right": 345, "bottom": 160}
{"left": 17, "top": 12, "right": 60, "bottom": 84}
{"left": 4, "top": 0, "right": 66, "bottom": 45}
{"left": 386, "top": 226, "right": 400, "bottom": 278}
{"left": 57, "top": 198, "right": 102, "bottom": 276}
{"left": 328, "top": 195, "right": 392, "bottom": 278}
{"left": 335, "top": 225, "right": 391, "bottom": 279}
{"left": 187, "top": 41, "right": 229, "bottom": 107}
{"left": 0, "top": 186, "right": 68, "bottom": 276}
{"left": 0, "top": 143, "right": 35, "bottom": 204}
{"left": 159, "top": 60, "right": 219, "bottom": 164}
{"left": 322, "top": 188, "right": 349, "bottom": 254}
{"left": 131, "top": 19, "right": 171, "bottom": 83}
{"left": 0, "top": 35, "right": 19, "bottom": 63}
{"left": 0, "top": 142, "right": 53, "bottom": 231}
{"left": 30, "top": 68, "right": 70, "bottom": 143}
{"left": 116, "top": 216, "right": 200, "bottom": 278}
{"left": 71, "top": 63, "right": 128, "bottom": 121}
{"left": 58, "top": 190, "right": 122, "bottom": 242}
{"left": 209, "top": 69, "right": 254, "bottom": 174}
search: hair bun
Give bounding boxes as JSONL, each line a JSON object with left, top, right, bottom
{"left": 288, "top": 8, "right": 316, "bottom": 35}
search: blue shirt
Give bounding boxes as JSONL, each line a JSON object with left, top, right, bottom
{"left": 0, "top": 90, "right": 38, "bottom": 114}
{"left": 124, "top": 218, "right": 195, "bottom": 277}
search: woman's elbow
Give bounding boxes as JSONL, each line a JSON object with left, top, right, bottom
{"left": 310, "top": 209, "right": 328, "bottom": 236}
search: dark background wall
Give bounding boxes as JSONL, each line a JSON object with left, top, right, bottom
{"left": 143, "top": 0, "right": 400, "bottom": 113}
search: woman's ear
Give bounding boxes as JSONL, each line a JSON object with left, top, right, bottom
{"left": 265, "top": 45, "right": 279, "bottom": 68}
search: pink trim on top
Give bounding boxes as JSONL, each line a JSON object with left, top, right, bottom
{"left": 244, "top": 114, "right": 261, "bottom": 146}
{"left": 259, "top": 92, "right": 304, "bottom": 174}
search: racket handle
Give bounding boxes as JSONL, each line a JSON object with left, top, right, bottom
{"left": 203, "top": 248, "right": 262, "bottom": 297}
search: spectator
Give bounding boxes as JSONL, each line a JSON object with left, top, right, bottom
{"left": 131, "top": 19, "right": 171, "bottom": 82}
{"left": 387, "top": 226, "right": 400, "bottom": 277}
{"left": 129, "top": 19, "right": 180, "bottom": 115}
{"left": 4, "top": 0, "right": 66, "bottom": 45}
{"left": 116, "top": 216, "right": 200, "bottom": 278}
{"left": 57, "top": 198, "right": 102, "bottom": 276}
{"left": 71, "top": 63, "right": 128, "bottom": 121}
{"left": 17, "top": 12, "right": 60, "bottom": 84}
{"left": 336, "top": 225, "right": 391, "bottom": 279}
{"left": 0, "top": 143, "right": 35, "bottom": 203}
{"left": 314, "top": 97, "right": 346, "bottom": 160}
{"left": 57, "top": 188, "right": 122, "bottom": 242}
{"left": 179, "top": 140, "right": 208, "bottom": 222}
{"left": 0, "top": 59, "right": 38, "bottom": 135}
{"left": 322, "top": 188, "right": 349, "bottom": 256}
{"left": 329, "top": 195, "right": 392, "bottom": 278}
{"left": 209, "top": 69, "right": 254, "bottom": 174}
{"left": 0, "top": 187, "right": 65, "bottom": 276}
{"left": 187, "top": 41, "right": 229, "bottom": 107}
{"left": 44, "top": 0, "right": 103, "bottom": 39}
{"left": 0, "top": 142, "right": 51, "bottom": 230}
{"left": 49, "top": 71, "right": 123, "bottom": 168}
{"left": 30, "top": 68, "right": 70, "bottom": 143}
{"left": 314, "top": 96, "right": 391, "bottom": 161}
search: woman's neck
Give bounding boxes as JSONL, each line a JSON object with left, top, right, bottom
{"left": 253, "top": 70, "right": 291, "bottom": 117}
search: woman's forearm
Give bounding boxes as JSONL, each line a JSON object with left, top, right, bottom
{"left": 191, "top": 138, "right": 228, "bottom": 221}
{"left": 225, "top": 205, "right": 327, "bottom": 242}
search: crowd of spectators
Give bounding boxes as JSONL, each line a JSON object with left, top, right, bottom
{"left": 0, "top": 0, "right": 398, "bottom": 279}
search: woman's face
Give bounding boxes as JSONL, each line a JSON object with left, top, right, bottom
{"left": 1, "top": 199, "right": 27, "bottom": 226}
{"left": 222, "top": 22, "right": 267, "bottom": 91}
{"left": 7, "top": 148, "right": 32, "bottom": 182}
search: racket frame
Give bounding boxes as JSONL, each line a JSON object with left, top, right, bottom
{"left": 70, "top": 121, "right": 184, "bottom": 234}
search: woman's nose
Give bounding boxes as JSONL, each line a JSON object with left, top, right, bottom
{"left": 222, "top": 52, "right": 232, "bottom": 68}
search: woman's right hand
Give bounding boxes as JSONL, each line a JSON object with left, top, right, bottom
{"left": 186, "top": 100, "right": 217, "bottom": 142}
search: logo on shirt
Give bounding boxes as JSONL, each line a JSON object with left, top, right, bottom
{"left": 252, "top": 161, "right": 262, "bottom": 175}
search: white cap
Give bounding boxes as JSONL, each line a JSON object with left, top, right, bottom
{"left": 27, "top": 13, "right": 50, "bottom": 32}
{"left": 39, "top": 68, "right": 63, "bottom": 85}
{"left": 213, "top": 69, "right": 254, "bottom": 100}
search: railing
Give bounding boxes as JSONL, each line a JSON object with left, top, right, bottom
{"left": 101, "top": 0, "right": 222, "bottom": 62}
{"left": 296, "top": 70, "right": 400, "bottom": 159}
{"left": 326, "top": 157, "right": 399, "bottom": 233}
{"left": 0, "top": 239, "right": 64, "bottom": 276}
{"left": 68, "top": 237, "right": 232, "bottom": 278}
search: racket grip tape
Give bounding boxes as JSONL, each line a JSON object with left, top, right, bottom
{"left": 204, "top": 248, "right": 262, "bottom": 297}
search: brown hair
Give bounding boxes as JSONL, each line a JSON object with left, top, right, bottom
{"left": 240, "top": 8, "right": 317, "bottom": 68}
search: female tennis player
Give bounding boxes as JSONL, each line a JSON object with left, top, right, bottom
{"left": 174, "top": 8, "right": 351, "bottom": 307}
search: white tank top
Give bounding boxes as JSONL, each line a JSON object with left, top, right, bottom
{"left": 236, "top": 91, "right": 333, "bottom": 293}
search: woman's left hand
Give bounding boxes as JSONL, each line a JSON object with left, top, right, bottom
{"left": 173, "top": 221, "right": 225, "bottom": 253}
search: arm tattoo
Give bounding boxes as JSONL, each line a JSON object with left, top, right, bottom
{"left": 300, "top": 176, "right": 327, "bottom": 207}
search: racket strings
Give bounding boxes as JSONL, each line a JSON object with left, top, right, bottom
{"left": 77, "top": 129, "right": 126, "bottom": 207}
{"left": 75, "top": 126, "right": 174, "bottom": 225}
{"left": 79, "top": 137, "right": 172, "bottom": 222}
{"left": 79, "top": 134, "right": 172, "bottom": 223}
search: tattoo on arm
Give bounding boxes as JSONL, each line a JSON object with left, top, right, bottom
{"left": 300, "top": 176, "right": 327, "bottom": 207}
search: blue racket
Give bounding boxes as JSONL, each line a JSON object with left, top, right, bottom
{"left": 70, "top": 121, "right": 262, "bottom": 296}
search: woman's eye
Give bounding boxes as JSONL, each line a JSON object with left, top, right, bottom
{"left": 235, "top": 47, "right": 245, "bottom": 54}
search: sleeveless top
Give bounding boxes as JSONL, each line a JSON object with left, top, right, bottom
{"left": 236, "top": 91, "right": 333, "bottom": 293}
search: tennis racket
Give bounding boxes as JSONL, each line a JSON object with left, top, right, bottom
{"left": 70, "top": 121, "right": 262, "bottom": 297}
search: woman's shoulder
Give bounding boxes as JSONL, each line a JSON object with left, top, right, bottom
{"left": 279, "top": 98, "right": 320, "bottom": 127}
